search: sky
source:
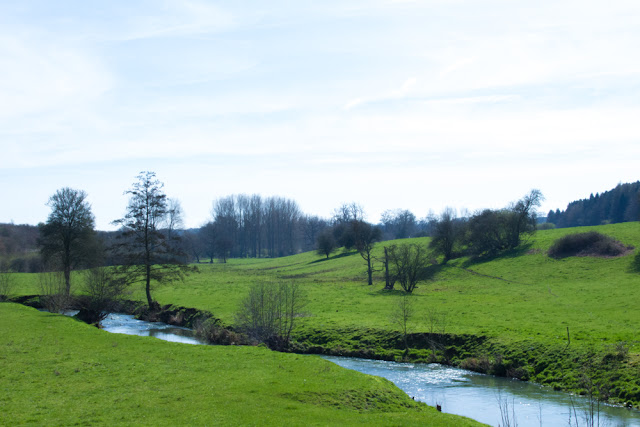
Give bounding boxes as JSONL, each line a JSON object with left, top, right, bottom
{"left": 1, "top": 1, "right": 639, "bottom": 230}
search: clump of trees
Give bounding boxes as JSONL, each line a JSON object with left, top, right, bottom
{"left": 429, "top": 189, "right": 544, "bottom": 260}
{"left": 548, "top": 231, "right": 632, "bottom": 259}
{"left": 199, "top": 194, "right": 305, "bottom": 261}
{"left": 428, "top": 207, "right": 462, "bottom": 263}
{"left": 386, "top": 243, "right": 431, "bottom": 293}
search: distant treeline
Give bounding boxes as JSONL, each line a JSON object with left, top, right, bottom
{"left": 0, "top": 197, "right": 437, "bottom": 270}
{"left": 547, "top": 181, "right": 640, "bottom": 228}
{"left": 184, "top": 196, "right": 434, "bottom": 263}
{"left": 3, "top": 181, "right": 638, "bottom": 270}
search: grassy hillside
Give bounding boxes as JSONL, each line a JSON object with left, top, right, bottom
{"left": 8, "top": 222, "right": 640, "bottom": 406}
{"left": 0, "top": 303, "right": 478, "bottom": 426}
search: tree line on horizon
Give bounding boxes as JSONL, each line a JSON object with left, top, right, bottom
{"left": 1, "top": 178, "right": 639, "bottom": 276}
{"left": 546, "top": 181, "right": 640, "bottom": 228}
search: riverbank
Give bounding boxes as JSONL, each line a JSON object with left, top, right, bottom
{"left": 0, "top": 303, "right": 479, "bottom": 426}
{"left": 21, "top": 292, "right": 638, "bottom": 409}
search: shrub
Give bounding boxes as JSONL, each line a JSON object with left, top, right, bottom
{"left": 193, "top": 318, "right": 248, "bottom": 345}
{"left": 0, "top": 269, "right": 12, "bottom": 301}
{"left": 548, "top": 231, "right": 632, "bottom": 259}
{"left": 235, "top": 282, "right": 307, "bottom": 349}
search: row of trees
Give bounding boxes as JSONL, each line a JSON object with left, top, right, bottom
{"left": 36, "top": 172, "right": 194, "bottom": 316}
{"left": 547, "top": 181, "right": 640, "bottom": 228}
{"left": 13, "top": 168, "right": 544, "bottom": 312}
{"left": 321, "top": 190, "right": 544, "bottom": 293}
{"left": 196, "top": 194, "right": 306, "bottom": 261}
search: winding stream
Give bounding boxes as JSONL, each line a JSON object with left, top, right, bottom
{"left": 322, "top": 356, "right": 640, "bottom": 427}
{"left": 95, "top": 313, "right": 640, "bottom": 426}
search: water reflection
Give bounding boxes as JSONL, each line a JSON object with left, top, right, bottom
{"left": 322, "top": 356, "right": 640, "bottom": 427}
{"left": 100, "top": 313, "right": 205, "bottom": 345}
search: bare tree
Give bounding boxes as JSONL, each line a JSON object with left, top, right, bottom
{"left": 353, "top": 220, "right": 382, "bottom": 285}
{"left": 391, "top": 293, "right": 413, "bottom": 357}
{"left": 164, "top": 198, "right": 184, "bottom": 245}
{"left": 387, "top": 243, "right": 430, "bottom": 293}
{"left": 0, "top": 265, "right": 13, "bottom": 301}
{"left": 235, "top": 281, "right": 306, "bottom": 349}
{"left": 200, "top": 221, "right": 217, "bottom": 263}
{"left": 38, "top": 188, "right": 99, "bottom": 296}
{"left": 379, "top": 246, "right": 396, "bottom": 290}
{"left": 39, "top": 270, "right": 71, "bottom": 313}
{"left": 507, "top": 189, "right": 544, "bottom": 248}
{"left": 112, "top": 171, "right": 195, "bottom": 310}
{"left": 426, "top": 307, "right": 447, "bottom": 359}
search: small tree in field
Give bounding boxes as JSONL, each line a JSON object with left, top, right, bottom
{"left": 387, "top": 243, "right": 430, "bottom": 293}
{"left": 391, "top": 294, "right": 413, "bottom": 357}
{"left": 316, "top": 229, "right": 337, "bottom": 259}
{"left": 112, "top": 172, "right": 196, "bottom": 310}
{"left": 353, "top": 220, "right": 382, "bottom": 285}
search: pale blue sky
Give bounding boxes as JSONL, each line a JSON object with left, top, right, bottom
{"left": 1, "top": 1, "right": 639, "bottom": 229}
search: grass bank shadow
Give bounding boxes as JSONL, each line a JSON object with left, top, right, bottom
{"left": 628, "top": 250, "right": 640, "bottom": 273}
{"left": 460, "top": 243, "right": 533, "bottom": 269}
{"left": 310, "top": 251, "right": 358, "bottom": 264}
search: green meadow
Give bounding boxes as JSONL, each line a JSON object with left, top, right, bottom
{"left": 6, "top": 222, "right": 640, "bottom": 409}
{"left": 0, "top": 304, "right": 478, "bottom": 426}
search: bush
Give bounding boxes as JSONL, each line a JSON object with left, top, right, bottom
{"left": 548, "top": 231, "right": 632, "bottom": 259}
{"left": 0, "top": 269, "right": 12, "bottom": 301}
{"left": 235, "top": 282, "right": 307, "bottom": 349}
{"left": 193, "top": 318, "right": 248, "bottom": 345}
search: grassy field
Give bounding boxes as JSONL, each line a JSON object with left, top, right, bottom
{"left": 7, "top": 222, "right": 640, "bottom": 406}
{"left": 0, "top": 303, "right": 478, "bottom": 425}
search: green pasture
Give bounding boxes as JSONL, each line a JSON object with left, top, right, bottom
{"left": 10, "top": 222, "right": 640, "bottom": 350}
{"left": 6, "top": 222, "right": 640, "bottom": 405}
{"left": 0, "top": 303, "right": 477, "bottom": 426}
{"left": 154, "top": 223, "right": 638, "bottom": 353}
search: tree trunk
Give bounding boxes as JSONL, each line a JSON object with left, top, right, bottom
{"left": 145, "top": 263, "right": 153, "bottom": 309}
{"left": 64, "top": 266, "right": 71, "bottom": 296}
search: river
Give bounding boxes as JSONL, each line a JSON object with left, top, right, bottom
{"left": 96, "top": 313, "right": 640, "bottom": 426}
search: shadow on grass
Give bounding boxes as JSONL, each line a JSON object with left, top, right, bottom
{"left": 629, "top": 250, "right": 640, "bottom": 273}
{"left": 310, "top": 250, "right": 358, "bottom": 264}
{"left": 460, "top": 243, "right": 534, "bottom": 269}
